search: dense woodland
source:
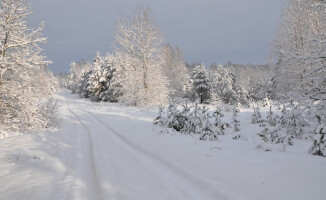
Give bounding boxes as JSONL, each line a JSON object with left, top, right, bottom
{"left": 1, "top": 0, "right": 325, "bottom": 156}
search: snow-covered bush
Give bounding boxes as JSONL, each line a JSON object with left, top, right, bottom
{"left": 212, "top": 108, "right": 226, "bottom": 135}
{"left": 183, "top": 104, "right": 203, "bottom": 134}
{"left": 280, "top": 104, "right": 305, "bottom": 139}
{"left": 36, "top": 98, "right": 61, "bottom": 129}
{"left": 153, "top": 105, "right": 166, "bottom": 127}
{"left": 199, "top": 107, "right": 217, "bottom": 141}
{"left": 258, "top": 127, "right": 293, "bottom": 146}
{"left": 166, "top": 104, "right": 187, "bottom": 132}
{"left": 154, "top": 103, "right": 228, "bottom": 141}
{"left": 252, "top": 106, "right": 264, "bottom": 124}
{"left": 266, "top": 106, "right": 277, "bottom": 126}
{"left": 310, "top": 115, "right": 326, "bottom": 157}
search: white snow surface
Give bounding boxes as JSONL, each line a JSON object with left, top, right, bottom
{"left": 0, "top": 90, "right": 325, "bottom": 200}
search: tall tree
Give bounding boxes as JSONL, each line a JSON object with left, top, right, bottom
{"left": 114, "top": 7, "right": 168, "bottom": 106}
{"left": 190, "top": 64, "right": 211, "bottom": 104}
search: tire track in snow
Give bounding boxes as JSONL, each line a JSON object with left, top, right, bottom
{"left": 68, "top": 108, "right": 103, "bottom": 200}
{"left": 84, "top": 110, "right": 232, "bottom": 200}
{"left": 83, "top": 111, "right": 195, "bottom": 200}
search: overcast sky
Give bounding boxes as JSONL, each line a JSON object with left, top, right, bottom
{"left": 28, "top": 0, "right": 282, "bottom": 74}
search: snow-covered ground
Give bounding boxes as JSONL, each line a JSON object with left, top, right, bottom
{"left": 0, "top": 90, "right": 325, "bottom": 200}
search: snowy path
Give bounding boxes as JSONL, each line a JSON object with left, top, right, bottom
{"left": 66, "top": 100, "right": 231, "bottom": 200}
{"left": 1, "top": 90, "right": 326, "bottom": 200}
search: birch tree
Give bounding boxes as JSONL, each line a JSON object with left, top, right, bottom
{"left": 114, "top": 7, "right": 168, "bottom": 106}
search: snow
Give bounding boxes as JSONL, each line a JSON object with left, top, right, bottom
{"left": 1, "top": 90, "right": 325, "bottom": 200}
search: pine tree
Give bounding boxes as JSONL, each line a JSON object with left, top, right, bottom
{"left": 258, "top": 127, "right": 293, "bottom": 146}
{"left": 153, "top": 105, "right": 166, "bottom": 127}
{"left": 68, "top": 61, "right": 92, "bottom": 94}
{"left": 166, "top": 104, "right": 185, "bottom": 132}
{"left": 266, "top": 106, "right": 277, "bottom": 126}
{"left": 212, "top": 107, "right": 225, "bottom": 135}
{"left": 232, "top": 107, "right": 240, "bottom": 132}
{"left": 310, "top": 115, "right": 326, "bottom": 157}
{"left": 86, "top": 52, "right": 119, "bottom": 102}
{"left": 280, "top": 103, "right": 305, "bottom": 139}
{"left": 99, "top": 53, "right": 121, "bottom": 102}
{"left": 78, "top": 70, "right": 92, "bottom": 98}
{"left": 87, "top": 52, "right": 104, "bottom": 99}
{"left": 200, "top": 107, "right": 217, "bottom": 141}
{"left": 252, "top": 106, "right": 263, "bottom": 124}
{"left": 190, "top": 64, "right": 211, "bottom": 104}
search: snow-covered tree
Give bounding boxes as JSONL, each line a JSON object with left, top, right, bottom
{"left": 161, "top": 44, "right": 189, "bottom": 98}
{"left": 266, "top": 106, "right": 277, "bottom": 126}
{"left": 272, "top": 0, "right": 326, "bottom": 101}
{"left": 252, "top": 106, "right": 264, "bottom": 124}
{"left": 153, "top": 105, "right": 166, "bottom": 127}
{"left": 310, "top": 115, "right": 326, "bottom": 157}
{"left": 190, "top": 64, "right": 211, "bottom": 104}
{"left": 280, "top": 103, "right": 305, "bottom": 139}
{"left": 87, "top": 52, "right": 120, "bottom": 102}
{"left": 210, "top": 65, "right": 238, "bottom": 105}
{"left": 199, "top": 107, "right": 217, "bottom": 141}
{"left": 114, "top": 7, "right": 168, "bottom": 106}
{"left": 212, "top": 107, "right": 225, "bottom": 135}
{"left": 0, "top": 0, "right": 56, "bottom": 134}
{"left": 258, "top": 127, "right": 294, "bottom": 147}
{"left": 166, "top": 103, "right": 185, "bottom": 132}
{"left": 77, "top": 69, "right": 92, "bottom": 98}
{"left": 231, "top": 63, "right": 272, "bottom": 102}
{"left": 67, "top": 61, "right": 92, "bottom": 95}
{"left": 87, "top": 52, "right": 104, "bottom": 99}
{"left": 232, "top": 107, "right": 240, "bottom": 132}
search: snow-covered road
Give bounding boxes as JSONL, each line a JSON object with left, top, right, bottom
{"left": 64, "top": 93, "right": 233, "bottom": 200}
{"left": 1, "top": 90, "right": 326, "bottom": 200}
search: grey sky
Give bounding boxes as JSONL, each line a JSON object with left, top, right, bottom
{"left": 28, "top": 0, "right": 282, "bottom": 74}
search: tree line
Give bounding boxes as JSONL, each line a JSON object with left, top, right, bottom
{"left": 66, "top": 7, "right": 271, "bottom": 108}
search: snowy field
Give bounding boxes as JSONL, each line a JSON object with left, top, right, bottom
{"left": 0, "top": 90, "right": 325, "bottom": 200}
